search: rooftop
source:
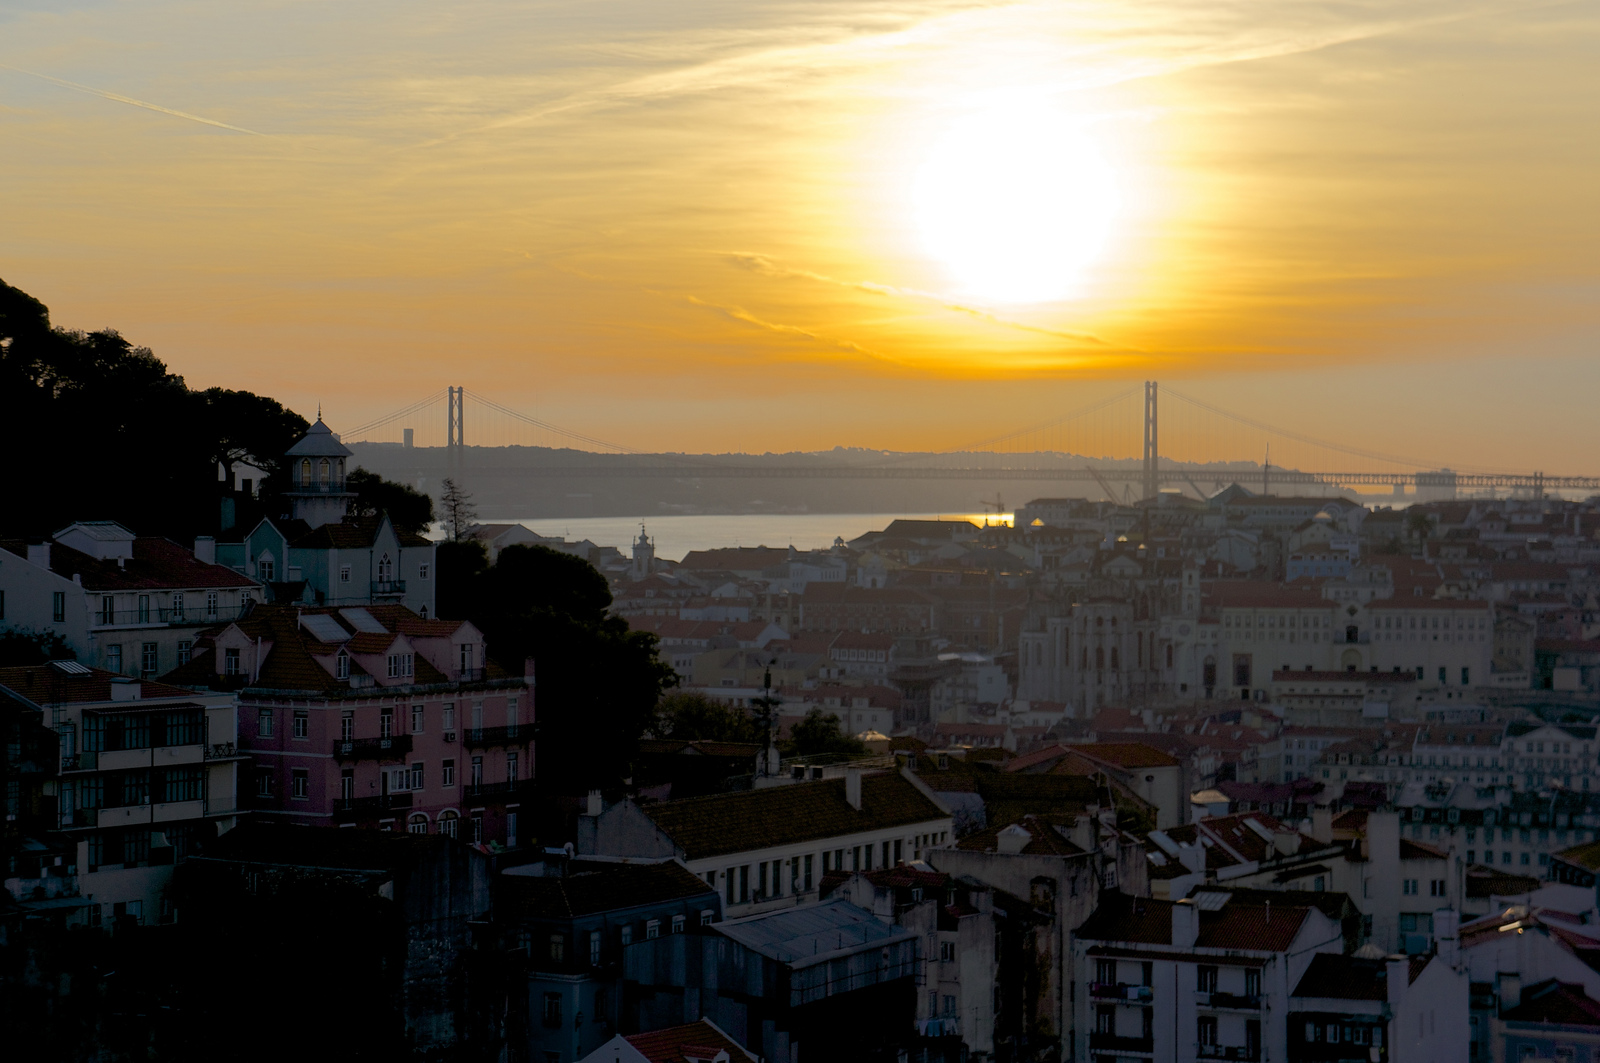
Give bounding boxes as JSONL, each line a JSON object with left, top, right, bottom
{"left": 1292, "top": 952, "right": 1429, "bottom": 1000}
{"left": 501, "top": 860, "right": 715, "bottom": 921}
{"left": 717, "top": 897, "right": 914, "bottom": 965}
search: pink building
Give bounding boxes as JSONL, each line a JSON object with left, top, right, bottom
{"left": 165, "top": 603, "right": 533, "bottom": 845}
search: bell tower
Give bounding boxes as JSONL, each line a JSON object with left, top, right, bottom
{"left": 284, "top": 416, "right": 356, "bottom": 528}
{"left": 631, "top": 524, "right": 655, "bottom": 581}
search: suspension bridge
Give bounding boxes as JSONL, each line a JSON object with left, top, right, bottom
{"left": 340, "top": 383, "right": 1598, "bottom": 501}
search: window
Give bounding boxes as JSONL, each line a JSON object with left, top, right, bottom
{"left": 700, "top": 909, "right": 714, "bottom": 926}
{"left": 259, "top": 560, "right": 275, "bottom": 582}
{"left": 291, "top": 769, "right": 308, "bottom": 799}
{"left": 108, "top": 644, "right": 124, "bottom": 674}
{"left": 388, "top": 654, "right": 402, "bottom": 678}
{"left": 1096, "top": 959, "right": 1116, "bottom": 985}
{"left": 442, "top": 703, "right": 456, "bottom": 731}
{"left": 1403, "top": 878, "right": 1418, "bottom": 895}
{"left": 410, "top": 762, "right": 424, "bottom": 790}
{"left": 293, "top": 710, "right": 308, "bottom": 739}
{"left": 224, "top": 647, "right": 239, "bottom": 676}
{"left": 412, "top": 703, "right": 424, "bottom": 733}
{"left": 549, "top": 933, "right": 566, "bottom": 962}
{"left": 404, "top": 812, "right": 427, "bottom": 834}
{"left": 177, "top": 640, "right": 193, "bottom": 666}
{"left": 258, "top": 708, "right": 274, "bottom": 737}
{"left": 646, "top": 920, "right": 661, "bottom": 940}
{"left": 205, "top": 591, "right": 218, "bottom": 619}
{"left": 1430, "top": 879, "right": 1446, "bottom": 897}
{"left": 439, "top": 810, "right": 458, "bottom": 838}
{"left": 339, "top": 710, "right": 354, "bottom": 741}
{"left": 460, "top": 643, "right": 474, "bottom": 674}
{"left": 1095, "top": 1005, "right": 1115, "bottom": 1035}
{"left": 803, "top": 853, "right": 813, "bottom": 890}
{"left": 419, "top": 563, "right": 430, "bottom": 580}
{"left": 590, "top": 930, "right": 603, "bottom": 964}
{"left": 1245, "top": 969, "right": 1261, "bottom": 998}
{"left": 470, "top": 812, "right": 483, "bottom": 843}
{"left": 380, "top": 709, "right": 393, "bottom": 738}
{"left": 940, "top": 941, "right": 956, "bottom": 962}
{"left": 53, "top": 591, "right": 67, "bottom": 623}
{"left": 506, "top": 811, "right": 518, "bottom": 848}
{"left": 336, "top": 650, "right": 349, "bottom": 680}
{"left": 339, "top": 564, "right": 351, "bottom": 584}
{"left": 141, "top": 642, "right": 158, "bottom": 675}
{"left": 542, "top": 992, "right": 562, "bottom": 1027}
{"left": 621, "top": 925, "right": 633, "bottom": 947}
{"left": 99, "top": 595, "right": 115, "bottom": 625}
{"left": 1198, "top": 1016, "right": 1218, "bottom": 1046}
{"left": 340, "top": 769, "right": 354, "bottom": 801}
{"left": 507, "top": 751, "right": 519, "bottom": 781}
{"left": 671, "top": 915, "right": 686, "bottom": 934}
{"left": 256, "top": 769, "right": 272, "bottom": 796}
{"left": 470, "top": 756, "right": 483, "bottom": 786}
{"left": 403, "top": 653, "right": 413, "bottom": 677}
{"left": 1197, "top": 966, "right": 1218, "bottom": 993}
{"left": 442, "top": 759, "right": 456, "bottom": 787}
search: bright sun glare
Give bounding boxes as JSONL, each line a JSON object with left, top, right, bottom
{"left": 914, "top": 95, "right": 1120, "bottom": 305}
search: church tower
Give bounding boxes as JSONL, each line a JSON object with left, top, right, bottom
{"left": 631, "top": 525, "right": 655, "bottom": 581}
{"left": 284, "top": 417, "right": 356, "bottom": 529}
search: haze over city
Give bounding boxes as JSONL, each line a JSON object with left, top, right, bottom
{"left": 3, "top": 0, "right": 1597, "bottom": 466}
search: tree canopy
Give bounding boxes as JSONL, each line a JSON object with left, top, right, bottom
{"left": 784, "top": 709, "right": 869, "bottom": 759}
{"left": 0, "top": 277, "right": 308, "bottom": 538}
{"left": 451, "top": 544, "right": 676, "bottom": 795}
{"left": 347, "top": 467, "right": 435, "bottom": 537}
{"left": 652, "top": 690, "right": 763, "bottom": 743}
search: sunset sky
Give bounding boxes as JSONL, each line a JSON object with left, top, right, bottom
{"left": 2, "top": 0, "right": 1595, "bottom": 468}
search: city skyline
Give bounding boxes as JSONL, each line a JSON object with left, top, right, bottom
{"left": 2, "top": 0, "right": 1596, "bottom": 465}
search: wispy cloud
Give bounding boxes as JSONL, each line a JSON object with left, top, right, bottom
{"left": 1, "top": 65, "right": 267, "bottom": 135}
{"left": 719, "top": 252, "right": 1137, "bottom": 351}
{"left": 684, "top": 294, "right": 897, "bottom": 364}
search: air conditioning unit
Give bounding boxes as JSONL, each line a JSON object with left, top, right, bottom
{"left": 443, "top": 732, "right": 457, "bottom": 743}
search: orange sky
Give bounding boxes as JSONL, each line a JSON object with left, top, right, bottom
{"left": 1, "top": 0, "right": 1596, "bottom": 469}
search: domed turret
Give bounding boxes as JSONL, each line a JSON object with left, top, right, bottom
{"left": 284, "top": 417, "right": 356, "bottom": 528}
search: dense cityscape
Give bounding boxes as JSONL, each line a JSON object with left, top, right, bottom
{"left": 8, "top": 341, "right": 1600, "bottom": 1060}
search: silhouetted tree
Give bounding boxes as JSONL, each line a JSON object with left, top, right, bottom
{"left": 653, "top": 691, "right": 761, "bottom": 743}
{"left": 439, "top": 477, "right": 476, "bottom": 542}
{"left": 784, "top": 709, "right": 868, "bottom": 759}
{"left": 347, "top": 467, "right": 435, "bottom": 536}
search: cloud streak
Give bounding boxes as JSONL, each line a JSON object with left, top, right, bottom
{"left": 1, "top": 65, "right": 268, "bottom": 136}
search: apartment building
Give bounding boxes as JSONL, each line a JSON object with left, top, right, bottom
{"left": 164, "top": 602, "right": 532, "bottom": 844}
{"left": 575, "top": 767, "right": 953, "bottom": 919}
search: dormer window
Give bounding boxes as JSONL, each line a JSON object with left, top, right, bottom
{"left": 336, "top": 649, "right": 349, "bottom": 680}
{"left": 378, "top": 554, "right": 393, "bottom": 581}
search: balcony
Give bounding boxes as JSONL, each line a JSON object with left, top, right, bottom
{"left": 1092, "top": 982, "right": 1154, "bottom": 1002}
{"left": 1196, "top": 991, "right": 1261, "bottom": 1010}
{"left": 287, "top": 481, "right": 351, "bottom": 494}
{"left": 61, "top": 752, "right": 98, "bottom": 772}
{"left": 1089, "top": 1033, "right": 1153, "bottom": 1053}
{"left": 463, "top": 725, "right": 531, "bottom": 749}
{"left": 464, "top": 780, "right": 533, "bottom": 800}
{"left": 335, "top": 793, "right": 414, "bottom": 816}
{"left": 204, "top": 742, "right": 247, "bottom": 760}
{"left": 1197, "top": 1045, "right": 1260, "bottom": 1061}
{"left": 370, "top": 580, "right": 407, "bottom": 597}
{"left": 331, "top": 735, "right": 414, "bottom": 761}
{"left": 61, "top": 807, "right": 98, "bottom": 829}
{"left": 92, "top": 603, "right": 253, "bottom": 629}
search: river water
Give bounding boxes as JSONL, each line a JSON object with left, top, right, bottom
{"left": 475, "top": 512, "right": 1013, "bottom": 561}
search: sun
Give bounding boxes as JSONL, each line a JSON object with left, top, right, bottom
{"left": 913, "top": 94, "right": 1120, "bottom": 305}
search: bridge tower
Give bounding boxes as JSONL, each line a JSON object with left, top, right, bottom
{"left": 447, "top": 386, "right": 465, "bottom": 475}
{"left": 1142, "top": 380, "right": 1159, "bottom": 501}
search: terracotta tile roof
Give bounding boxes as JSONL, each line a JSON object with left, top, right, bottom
{"left": 1066, "top": 742, "right": 1180, "bottom": 769}
{"left": 1464, "top": 865, "right": 1542, "bottom": 898}
{"left": 1501, "top": 980, "right": 1600, "bottom": 1026}
{"left": 1075, "top": 893, "right": 1314, "bottom": 954}
{"left": 1293, "top": 953, "right": 1429, "bottom": 1000}
{"left": 3, "top": 537, "right": 259, "bottom": 591}
{"left": 639, "top": 771, "right": 948, "bottom": 861}
{"left": 1555, "top": 840, "right": 1600, "bottom": 872}
{"left": 0, "top": 664, "right": 196, "bottom": 703}
{"left": 957, "top": 814, "right": 1085, "bottom": 856}
{"left": 1400, "top": 838, "right": 1449, "bottom": 861}
{"left": 501, "top": 860, "right": 716, "bottom": 920}
{"left": 623, "top": 1019, "right": 758, "bottom": 1063}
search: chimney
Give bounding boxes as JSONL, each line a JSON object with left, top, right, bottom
{"left": 583, "top": 789, "right": 603, "bottom": 817}
{"left": 27, "top": 542, "right": 51, "bottom": 568}
{"left": 845, "top": 768, "right": 863, "bottom": 811}
{"left": 523, "top": 657, "right": 537, "bottom": 681}
{"left": 1311, "top": 807, "right": 1333, "bottom": 844}
{"left": 1435, "top": 907, "right": 1459, "bottom": 967}
{"left": 1389, "top": 956, "right": 1411, "bottom": 1012}
{"left": 1171, "top": 898, "right": 1199, "bottom": 948}
{"left": 996, "top": 824, "right": 1031, "bottom": 855}
{"left": 194, "top": 536, "right": 216, "bottom": 565}
{"left": 1497, "top": 972, "right": 1522, "bottom": 1016}
{"left": 1273, "top": 829, "right": 1301, "bottom": 857}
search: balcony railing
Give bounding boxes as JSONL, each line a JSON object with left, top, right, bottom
{"left": 464, "top": 779, "right": 532, "bottom": 799}
{"left": 61, "top": 752, "right": 97, "bottom": 772}
{"left": 1196, "top": 991, "right": 1261, "bottom": 1010}
{"left": 463, "top": 725, "right": 531, "bottom": 748}
{"left": 1197, "top": 1045, "right": 1260, "bottom": 1061}
{"left": 288, "top": 481, "right": 351, "bottom": 494}
{"left": 370, "top": 580, "right": 407, "bottom": 596}
{"left": 1092, "top": 982, "right": 1154, "bottom": 1002}
{"left": 92, "top": 603, "right": 253, "bottom": 628}
{"left": 204, "top": 742, "right": 243, "bottom": 760}
{"left": 331, "top": 735, "right": 414, "bottom": 761}
{"left": 335, "top": 793, "right": 414, "bottom": 814}
{"left": 1089, "top": 1033, "right": 1153, "bottom": 1053}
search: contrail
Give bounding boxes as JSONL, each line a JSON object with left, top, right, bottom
{"left": 0, "top": 65, "right": 267, "bottom": 136}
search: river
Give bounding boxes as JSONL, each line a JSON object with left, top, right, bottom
{"left": 473, "top": 512, "right": 1013, "bottom": 561}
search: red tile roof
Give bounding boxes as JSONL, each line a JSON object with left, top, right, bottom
{"left": 3, "top": 537, "right": 258, "bottom": 592}
{"left": 0, "top": 664, "right": 197, "bottom": 704}
{"left": 1066, "top": 742, "right": 1180, "bottom": 770}
{"left": 1076, "top": 893, "right": 1315, "bottom": 954}
{"left": 623, "top": 1019, "right": 758, "bottom": 1063}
